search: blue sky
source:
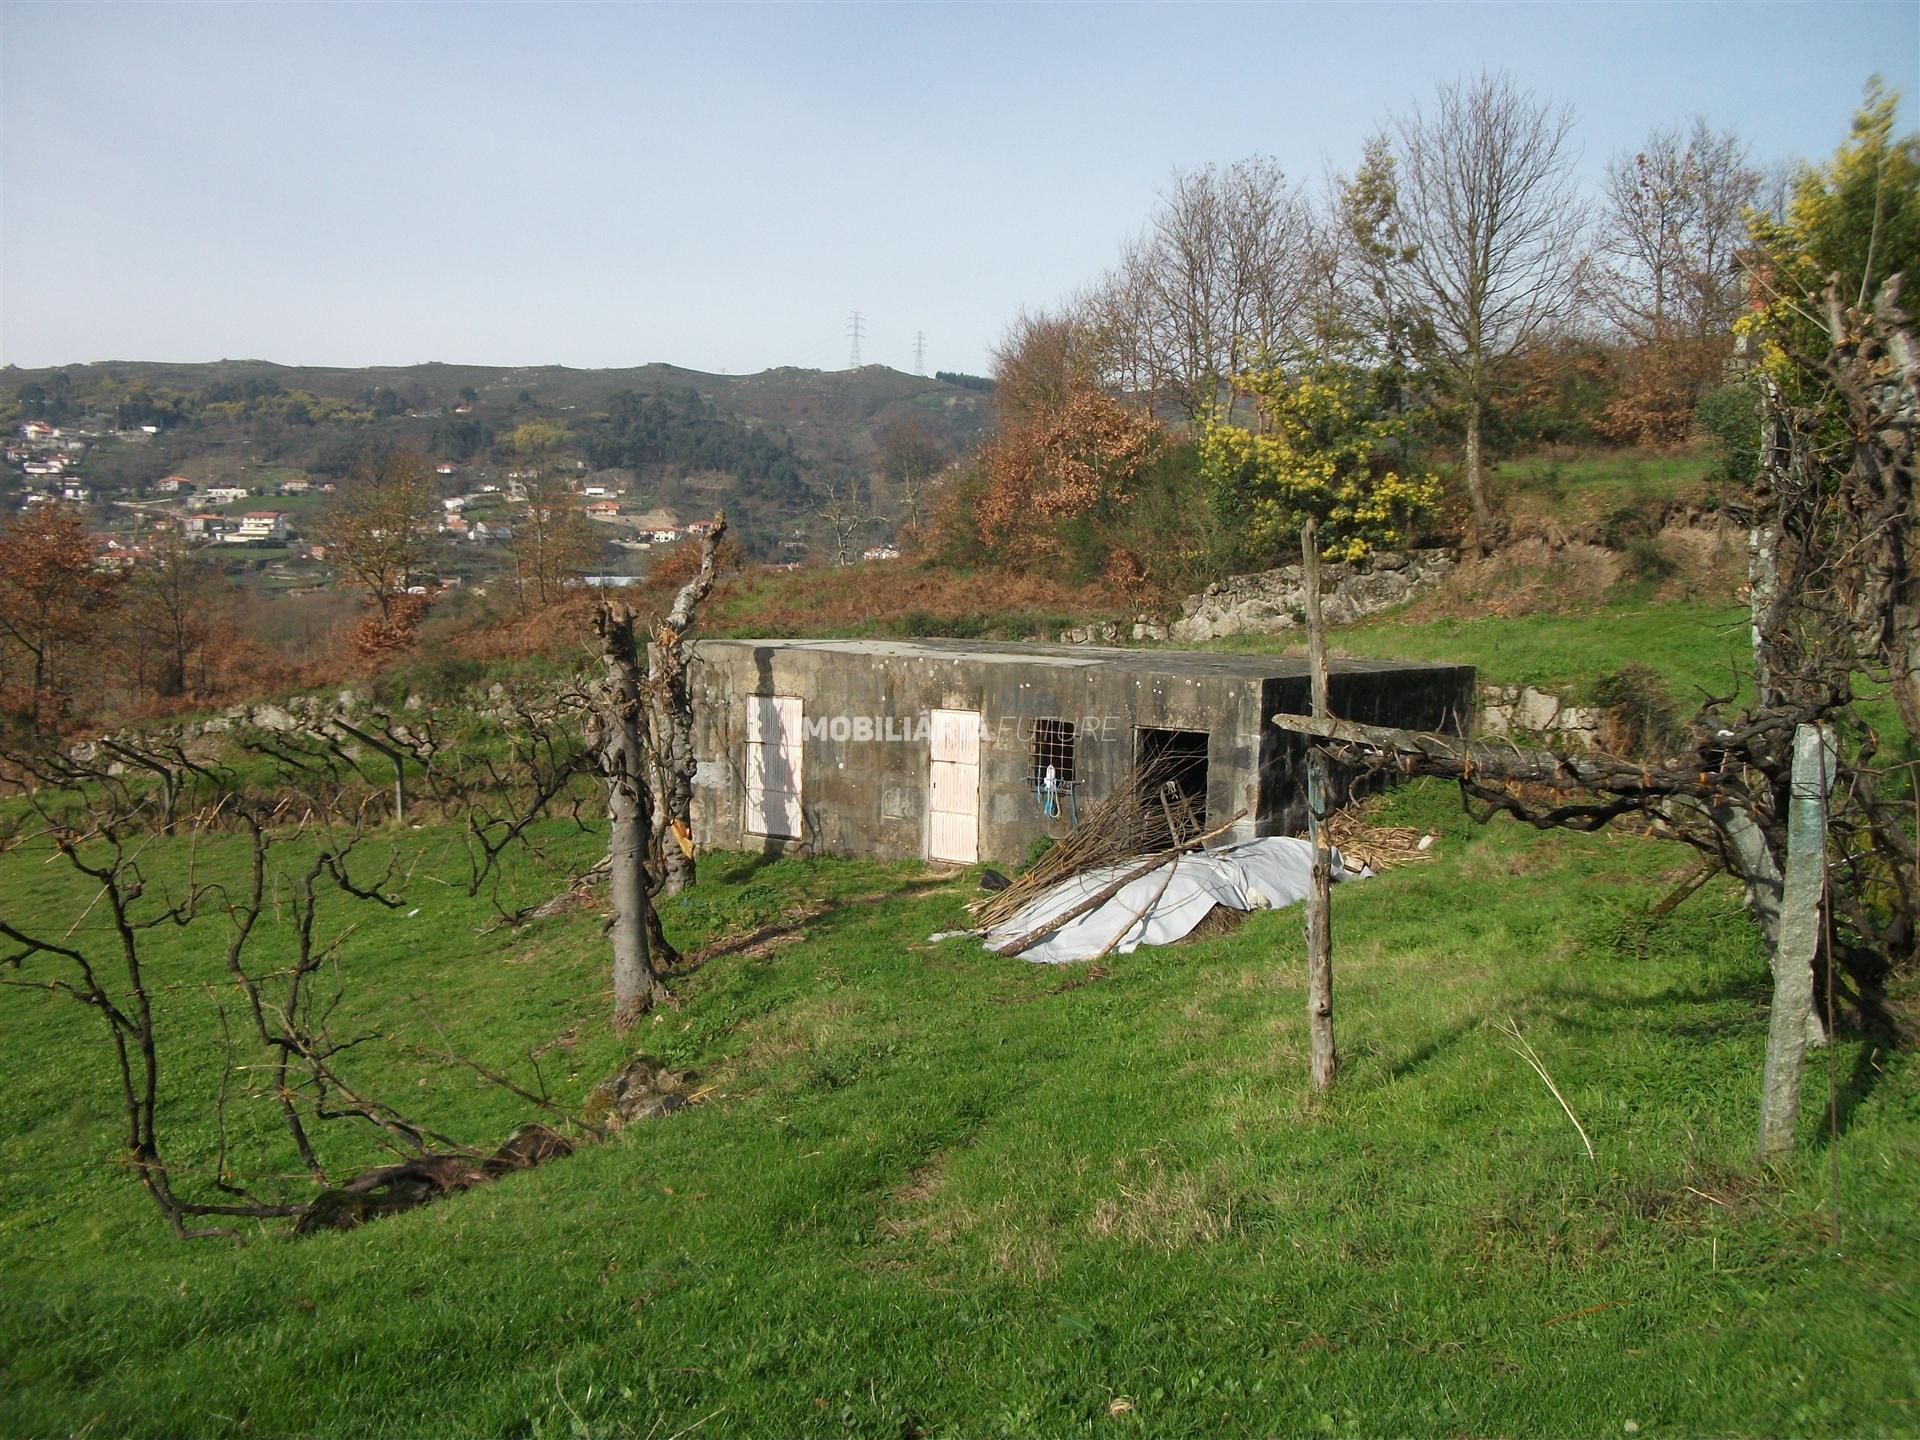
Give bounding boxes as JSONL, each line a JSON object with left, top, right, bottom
{"left": 1, "top": 2, "right": 1912, "bottom": 376}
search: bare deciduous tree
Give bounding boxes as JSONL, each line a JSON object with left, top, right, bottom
{"left": 1596, "top": 119, "right": 1758, "bottom": 346}
{"left": 1089, "top": 157, "right": 1319, "bottom": 418}
{"left": 318, "top": 446, "right": 441, "bottom": 626}
{"left": 508, "top": 473, "right": 603, "bottom": 609}
{"left": 990, "top": 306, "right": 1102, "bottom": 427}
{"left": 115, "top": 531, "right": 234, "bottom": 702}
{"left": 876, "top": 418, "right": 949, "bottom": 539}
{"left": 813, "top": 475, "right": 875, "bottom": 567}
{"left": 1587, "top": 120, "right": 1761, "bottom": 441}
{"left": 1394, "top": 70, "right": 1588, "bottom": 552}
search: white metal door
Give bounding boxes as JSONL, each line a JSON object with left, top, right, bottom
{"left": 744, "top": 695, "right": 804, "bottom": 839}
{"left": 927, "top": 707, "right": 980, "bottom": 863}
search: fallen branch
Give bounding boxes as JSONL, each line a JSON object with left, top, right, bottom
{"left": 1086, "top": 853, "right": 1183, "bottom": 965}
{"left": 1648, "top": 858, "right": 1724, "bottom": 922}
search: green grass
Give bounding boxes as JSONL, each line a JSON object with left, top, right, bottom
{"left": 1496, "top": 449, "right": 1717, "bottom": 525}
{"left": 1215, "top": 598, "right": 1753, "bottom": 707}
{"left": 2, "top": 784, "right": 1915, "bottom": 1438}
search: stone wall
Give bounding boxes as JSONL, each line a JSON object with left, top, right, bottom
{"left": 1476, "top": 684, "right": 1602, "bottom": 748}
{"left": 1170, "top": 549, "right": 1455, "bottom": 643}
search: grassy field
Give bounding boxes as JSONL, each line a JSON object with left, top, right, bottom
{"left": 1215, "top": 598, "right": 1753, "bottom": 706}
{"left": 1492, "top": 448, "right": 1719, "bottom": 534}
{"left": 2, "top": 782, "right": 1915, "bottom": 1439}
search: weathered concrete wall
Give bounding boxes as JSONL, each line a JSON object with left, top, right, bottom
{"left": 1171, "top": 549, "right": 1455, "bottom": 643}
{"left": 688, "top": 640, "right": 1474, "bottom": 866}
{"left": 1255, "top": 664, "right": 1477, "bottom": 836}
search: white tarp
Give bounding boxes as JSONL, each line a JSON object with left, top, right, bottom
{"left": 980, "top": 836, "right": 1360, "bottom": 964}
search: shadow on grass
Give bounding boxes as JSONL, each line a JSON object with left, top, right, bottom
{"left": 1383, "top": 1014, "right": 1488, "bottom": 1083}
{"left": 671, "top": 872, "right": 964, "bottom": 977}
{"left": 1376, "top": 971, "right": 1769, "bottom": 1085}
{"left": 1828, "top": 1033, "right": 1895, "bottom": 1141}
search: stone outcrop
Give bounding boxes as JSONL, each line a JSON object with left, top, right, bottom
{"left": 582, "top": 1055, "right": 698, "bottom": 1129}
{"left": 1476, "top": 684, "right": 1601, "bottom": 748}
{"left": 1170, "top": 550, "right": 1455, "bottom": 643}
{"left": 1056, "top": 616, "right": 1173, "bottom": 645}
{"left": 1057, "top": 621, "right": 1120, "bottom": 645}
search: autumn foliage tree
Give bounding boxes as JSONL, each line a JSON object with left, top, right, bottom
{"left": 0, "top": 506, "right": 118, "bottom": 733}
{"left": 974, "top": 385, "right": 1164, "bottom": 568}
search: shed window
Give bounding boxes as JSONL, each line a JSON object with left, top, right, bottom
{"left": 1028, "top": 718, "right": 1077, "bottom": 819}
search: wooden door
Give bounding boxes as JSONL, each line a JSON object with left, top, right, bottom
{"left": 744, "top": 695, "right": 804, "bottom": 839}
{"left": 928, "top": 707, "right": 980, "bottom": 863}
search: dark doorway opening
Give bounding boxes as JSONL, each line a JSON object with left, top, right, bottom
{"left": 1136, "top": 726, "right": 1210, "bottom": 846}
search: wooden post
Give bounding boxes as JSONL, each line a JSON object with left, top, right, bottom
{"left": 329, "top": 718, "right": 406, "bottom": 825}
{"left": 1757, "top": 723, "right": 1834, "bottom": 1160}
{"left": 1301, "top": 520, "right": 1337, "bottom": 1092}
{"left": 594, "top": 601, "right": 661, "bottom": 1030}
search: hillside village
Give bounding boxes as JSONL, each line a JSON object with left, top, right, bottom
{"left": 0, "top": 363, "right": 971, "bottom": 640}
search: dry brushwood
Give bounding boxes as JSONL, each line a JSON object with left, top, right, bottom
{"left": 971, "top": 754, "right": 1212, "bottom": 930}
{"left": 990, "top": 810, "right": 1246, "bottom": 958}
{"left": 1324, "top": 807, "right": 1436, "bottom": 872}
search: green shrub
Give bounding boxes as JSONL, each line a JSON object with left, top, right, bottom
{"left": 1622, "top": 534, "right": 1677, "bottom": 583}
{"left": 1694, "top": 379, "right": 1760, "bottom": 488}
{"left": 1599, "top": 501, "right": 1660, "bottom": 551}
{"left": 1591, "top": 663, "right": 1687, "bottom": 757}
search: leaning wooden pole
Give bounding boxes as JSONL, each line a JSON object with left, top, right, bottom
{"left": 1301, "top": 520, "right": 1337, "bottom": 1093}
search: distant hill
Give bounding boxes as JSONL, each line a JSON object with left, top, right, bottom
{"left": 0, "top": 359, "right": 993, "bottom": 554}
{"left": 1, "top": 358, "right": 989, "bottom": 467}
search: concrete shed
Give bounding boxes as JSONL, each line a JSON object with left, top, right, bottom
{"left": 686, "top": 638, "right": 1473, "bottom": 866}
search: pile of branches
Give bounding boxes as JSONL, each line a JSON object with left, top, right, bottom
{"left": 1324, "top": 806, "right": 1436, "bottom": 872}
{"left": 971, "top": 754, "right": 1208, "bottom": 931}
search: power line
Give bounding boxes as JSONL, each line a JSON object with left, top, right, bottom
{"left": 846, "top": 311, "right": 865, "bottom": 369}
{"left": 913, "top": 331, "right": 926, "bottom": 375}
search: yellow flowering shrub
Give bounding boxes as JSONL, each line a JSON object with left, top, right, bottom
{"left": 1198, "top": 362, "right": 1442, "bottom": 562}
{"left": 1737, "top": 82, "right": 1920, "bottom": 400}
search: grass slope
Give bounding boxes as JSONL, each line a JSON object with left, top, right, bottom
{"left": 1216, "top": 598, "right": 1753, "bottom": 706}
{"left": 2, "top": 784, "right": 1915, "bottom": 1438}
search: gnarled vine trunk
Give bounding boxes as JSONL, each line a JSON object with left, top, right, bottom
{"left": 594, "top": 602, "right": 661, "bottom": 1029}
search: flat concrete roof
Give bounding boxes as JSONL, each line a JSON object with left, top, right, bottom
{"left": 698, "top": 637, "right": 1469, "bottom": 682}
